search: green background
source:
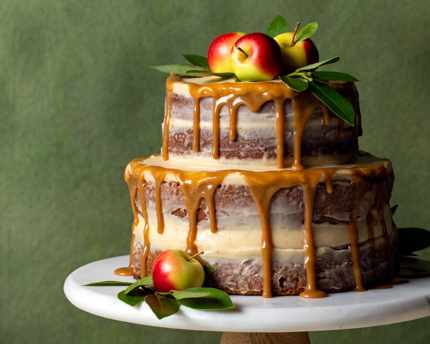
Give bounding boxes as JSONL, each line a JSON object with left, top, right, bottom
{"left": 2, "top": 0, "right": 430, "bottom": 343}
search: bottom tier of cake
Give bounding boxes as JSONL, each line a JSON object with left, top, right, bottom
{"left": 121, "top": 153, "right": 398, "bottom": 297}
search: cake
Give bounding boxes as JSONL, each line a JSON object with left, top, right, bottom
{"left": 115, "top": 24, "right": 398, "bottom": 298}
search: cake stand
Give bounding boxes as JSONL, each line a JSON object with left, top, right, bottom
{"left": 64, "top": 256, "right": 430, "bottom": 344}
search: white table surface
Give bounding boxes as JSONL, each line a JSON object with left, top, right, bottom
{"left": 64, "top": 255, "right": 430, "bottom": 333}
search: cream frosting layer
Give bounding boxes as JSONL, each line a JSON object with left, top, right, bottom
{"left": 132, "top": 204, "right": 393, "bottom": 263}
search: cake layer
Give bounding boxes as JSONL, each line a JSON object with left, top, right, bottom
{"left": 162, "top": 75, "right": 362, "bottom": 169}
{"left": 123, "top": 152, "right": 396, "bottom": 297}
{"left": 131, "top": 233, "right": 398, "bottom": 295}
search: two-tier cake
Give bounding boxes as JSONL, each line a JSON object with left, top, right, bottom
{"left": 117, "top": 73, "right": 397, "bottom": 298}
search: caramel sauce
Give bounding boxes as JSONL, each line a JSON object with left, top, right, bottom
{"left": 122, "top": 75, "right": 393, "bottom": 297}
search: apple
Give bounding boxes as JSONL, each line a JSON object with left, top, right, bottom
{"left": 274, "top": 32, "right": 319, "bottom": 74}
{"left": 151, "top": 249, "right": 205, "bottom": 292}
{"left": 230, "top": 32, "right": 282, "bottom": 81}
{"left": 208, "top": 32, "right": 246, "bottom": 73}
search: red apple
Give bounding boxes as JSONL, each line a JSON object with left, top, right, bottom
{"left": 208, "top": 32, "right": 246, "bottom": 73}
{"left": 230, "top": 33, "right": 282, "bottom": 81}
{"left": 274, "top": 32, "right": 319, "bottom": 74}
{"left": 151, "top": 249, "right": 205, "bottom": 292}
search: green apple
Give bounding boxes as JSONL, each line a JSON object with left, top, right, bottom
{"left": 274, "top": 32, "right": 319, "bottom": 74}
{"left": 152, "top": 249, "right": 205, "bottom": 292}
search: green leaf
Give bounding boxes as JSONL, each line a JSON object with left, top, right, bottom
{"left": 312, "top": 71, "right": 359, "bottom": 82}
{"left": 83, "top": 281, "right": 133, "bottom": 287}
{"left": 308, "top": 80, "right": 355, "bottom": 126}
{"left": 391, "top": 204, "right": 398, "bottom": 216}
{"left": 172, "top": 290, "right": 211, "bottom": 299}
{"left": 295, "top": 22, "right": 318, "bottom": 42}
{"left": 174, "top": 287, "right": 234, "bottom": 310}
{"left": 150, "top": 64, "right": 207, "bottom": 75}
{"left": 297, "top": 56, "right": 340, "bottom": 71}
{"left": 204, "top": 265, "right": 217, "bottom": 279}
{"left": 117, "top": 289, "right": 147, "bottom": 307}
{"left": 125, "top": 275, "right": 154, "bottom": 295}
{"left": 280, "top": 76, "right": 308, "bottom": 92}
{"left": 266, "top": 15, "right": 288, "bottom": 38}
{"left": 145, "top": 294, "right": 180, "bottom": 319}
{"left": 181, "top": 54, "right": 210, "bottom": 70}
{"left": 185, "top": 70, "right": 235, "bottom": 78}
{"left": 398, "top": 227, "right": 430, "bottom": 256}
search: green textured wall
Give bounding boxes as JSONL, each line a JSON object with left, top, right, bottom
{"left": 2, "top": 0, "right": 429, "bottom": 343}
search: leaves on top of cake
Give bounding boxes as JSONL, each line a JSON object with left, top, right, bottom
{"left": 181, "top": 54, "right": 210, "bottom": 70}
{"left": 266, "top": 15, "right": 288, "bottom": 38}
{"left": 295, "top": 22, "right": 318, "bottom": 43}
{"left": 279, "top": 76, "right": 308, "bottom": 92}
{"left": 278, "top": 56, "right": 359, "bottom": 126}
{"left": 151, "top": 55, "right": 234, "bottom": 78}
{"left": 312, "top": 71, "right": 359, "bottom": 82}
{"left": 297, "top": 56, "right": 340, "bottom": 71}
{"left": 308, "top": 80, "right": 356, "bottom": 126}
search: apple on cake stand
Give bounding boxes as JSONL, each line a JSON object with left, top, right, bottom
{"left": 64, "top": 255, "right": 430, "bottom": 344}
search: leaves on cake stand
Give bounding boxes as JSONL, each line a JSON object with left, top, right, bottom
{"left": 84, "top": 265, "right": 234, "bottom": 320}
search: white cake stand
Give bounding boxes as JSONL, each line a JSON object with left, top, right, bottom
{"left": 64, "top": 256, "right": 430, "bottom": 344}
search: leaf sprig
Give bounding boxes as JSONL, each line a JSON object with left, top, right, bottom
{"left": 150, "top": 15, "right": 360, "bottom": 126}
{"left": 280, "top": 56, "right": 358, "bottom": 126}
{"left": 84, "top": 265, "right": 234, "bottom": 319}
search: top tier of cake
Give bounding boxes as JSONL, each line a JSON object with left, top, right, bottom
{"left": 162, "top": 74, "right": 362, "bottom": 170}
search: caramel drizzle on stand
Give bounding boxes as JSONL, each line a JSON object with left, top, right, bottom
{"left": 118, "top": 75, "right": 394, "bottom": 297}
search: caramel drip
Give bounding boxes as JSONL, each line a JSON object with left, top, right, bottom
{"left": 323, "top": 170, "right": 335, "bottom": 194}
{"left": 300, "top": 182, "right": 327, "bottom": 298}
{"left": 228, "top": 105, "right": 237, "bottom": 141}
{"left": 290, "top": 93, "right": 324, "bottom": 170}
{"left": 137, "top": 182, "right": 151, "bottom": 277}
{"left": 245, "top": 180, "right": 279, "bottom": 298}
{"left": 124, "top": 156, "right": 391, "bottom": 297}
{"left": 153, "top": 172, "right": 168, "bottom": 234}
{"left": 192, "top": 96, "right": 200, "bottom": 152}
{"left": 164, "top": 75, "right": 345, "bottom": 169}
{"left": 322, "top": 106, "right": 331, "bottom": 127}
{"left": 175, "top": 171, "right": 225, "bottom": 255}
{"left": 212, "top": 99, "right": 222, "bottom": 159}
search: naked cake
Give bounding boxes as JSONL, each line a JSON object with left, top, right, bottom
{"left": 116, "top": 21, "right": 398, "bottom": 298}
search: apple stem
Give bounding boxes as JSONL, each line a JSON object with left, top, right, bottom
{"left": 291, "top": 22, "right": 300, "bottom": 46}
{"left": 236, "top": 46, "right": 248, "bottom": 58}
{"left": 187, "top": 251, "right": 204, "bottom": 261}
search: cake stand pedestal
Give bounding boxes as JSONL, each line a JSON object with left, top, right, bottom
{"left": 64, "top": 256, "right": 430, "bottom": 344}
